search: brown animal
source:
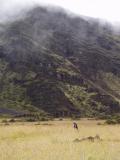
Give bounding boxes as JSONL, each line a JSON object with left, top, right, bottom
{"left": 87, "top": 135, "right": 101, "bottom": 142}
{"left": 87, "top": 136, "right": 95, "bottom": 142}
{"left": 73, "top": 134, "right": 101, "bottom": 143}
{"left": 95, "top": 134, "right": 101, "bottom": 140}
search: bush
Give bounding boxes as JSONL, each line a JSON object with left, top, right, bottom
{"left": 98, "top": 114, "right": 111, "bottom": 120}
{"left": 71, "top": 115, "right": 81, "bottom": 120}
{"left": 2, "top": 119, "right": 8, "bottom": 123}
{"left": 9, "top": 119, "right": 16, "bottom": 123}
{"left": 26, "top": 118, "right": 36, "bottom": 122}
{"left": 105, "top": 119, "right": 117, "bottom": 125}
{"left": 2, "top": 119, "right": 10, "bottom": 125}
{"left": 59, "top": 118, "right": 63, "bottom": 121}
{"left": 115, "top": 117, "right": 120, "bottom": 124}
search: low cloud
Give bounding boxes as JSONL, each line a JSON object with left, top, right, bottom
{"left": 0, "top": 0, "right": 120, "bottom": 24}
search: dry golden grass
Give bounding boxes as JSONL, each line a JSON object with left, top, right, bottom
{"left": 0, "top": 119, "right": 120, "bottom": 160}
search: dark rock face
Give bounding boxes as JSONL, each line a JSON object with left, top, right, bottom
{"left": 0, "top": 6, "right": 120, "bottom": 117}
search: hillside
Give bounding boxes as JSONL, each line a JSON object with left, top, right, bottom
{"left": 0, "top": 6, "right": 120, "bottom": 117}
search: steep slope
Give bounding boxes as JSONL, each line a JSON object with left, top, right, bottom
{"left": 0, "top": 6, "right": 120, "bottom": 117}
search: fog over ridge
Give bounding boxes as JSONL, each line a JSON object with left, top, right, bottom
{"left": 0, "top": 0, "right": 120, "bottom": 26}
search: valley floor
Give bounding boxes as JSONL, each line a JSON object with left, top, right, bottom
{"left": 0, "top": 119, "right": 120, "bottom": 160}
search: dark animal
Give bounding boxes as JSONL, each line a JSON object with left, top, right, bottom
{"left": 87, "top": 136, "right": 95, "bottom": 142}
{"left": 73, "top": 122, "right": 78, "bottom": 130}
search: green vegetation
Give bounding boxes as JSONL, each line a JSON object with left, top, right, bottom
{"left": 0, "top": 6, "right": 120, "bottom": 118}
{"left": 105, "top": 115, "right": 120, "bottom": 124}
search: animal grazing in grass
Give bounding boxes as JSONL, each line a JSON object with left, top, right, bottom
{"left": 95, "top": 134, "right": 101, "bottom": 140}
{"left": 73, "top": 134, "right": 101, "bottom": 142}
{"left": 87, "top": 135, "right": 101, "bottom": 142}
{"left": 87, "top": 136, "right": 95, "bottom": 142}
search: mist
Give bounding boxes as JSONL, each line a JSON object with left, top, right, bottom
{"left": 0, "top": 0, "right": 120, "bottom": 25}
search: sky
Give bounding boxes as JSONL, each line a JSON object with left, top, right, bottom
{"left": 0, "top": 0, "right": 120, "bottom": 24}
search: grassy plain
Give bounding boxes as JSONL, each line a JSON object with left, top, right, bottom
{"left": 0, "top": 119, "right": 120, "bottom": 160}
